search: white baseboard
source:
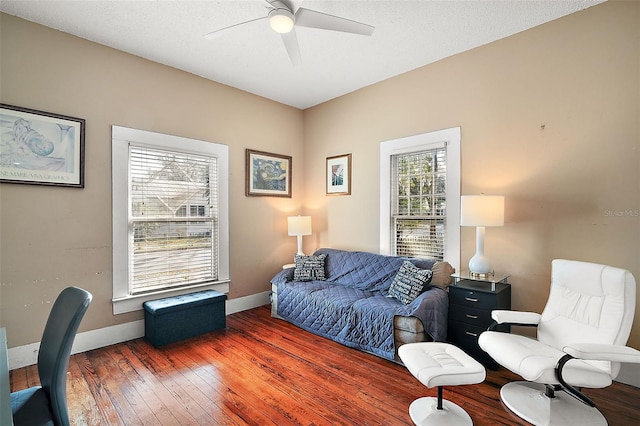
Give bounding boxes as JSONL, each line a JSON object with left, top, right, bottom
{"left": 7, "top": 319, "right": 146, "bottom": 371}
{"left": 226, "top": 290, "right": 270, "bottom": 314}
{"left": 8, "top": 291, "right": 271, "bottom": 370}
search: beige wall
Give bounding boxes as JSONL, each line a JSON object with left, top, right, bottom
{"left": 1, "top": 0, "right": 639, "bottom": 351}
{"left": 0, "top": 14, "right": 304, "bottom": 346}
{"left": 303, "top": 1, "right": 640, "bottom": 348}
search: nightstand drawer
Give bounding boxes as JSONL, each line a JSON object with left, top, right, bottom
{"left": 448, "top": 321, "right": 498, "bottom": 368}
{"left": 449, "top": 304, "right": 492, "bottom": 326}
{"left": 449, "top": 288, "right": 499, "bottom": 310}
{"left": 449, "top": 321, "right": 486, "bottom": 346}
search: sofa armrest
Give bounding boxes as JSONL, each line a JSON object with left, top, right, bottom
{"left": 271, "top": 267, "right": 294, "bottom": 286}
{"left": 402, "top": 286, "right": 449, "bottom": 342}
{"left": 430, "top": 261, "right": 455, "bottom": 288}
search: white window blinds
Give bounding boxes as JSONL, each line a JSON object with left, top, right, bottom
{"left": 391, "top": 146, "right": 447, "bottom": 260}
{"left": 129, "top": 146, "right": 218, "bottom": 294}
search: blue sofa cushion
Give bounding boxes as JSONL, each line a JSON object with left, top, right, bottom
{"left": 388, "top": 260, "right": 433, "bottom": 304}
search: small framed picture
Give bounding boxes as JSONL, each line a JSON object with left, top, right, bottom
{"left": 246, "top": 149, "right": 292, "bottom": 197}
{"left": 326, "top": 153, "right": 351, "bottom": 195}
{"left": 0, "top": 103, "right": 85, "bottom": 188}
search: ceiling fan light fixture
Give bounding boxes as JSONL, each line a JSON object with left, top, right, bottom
{"left": 269, "top": 8, "right": 294, "bottom": 34}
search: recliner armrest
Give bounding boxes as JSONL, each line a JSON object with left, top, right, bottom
{"left": 563, "top": 343, "right": 640, "bottom": 364}
{"left": 556, "top": 343, "right": 640, "bottom": 406}
{"left": 491, "top": 310, "right": 541, "bottom": 326}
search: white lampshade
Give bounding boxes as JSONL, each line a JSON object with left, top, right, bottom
{"left": 461, "top": 195, "right": 504, "bottom": 227}
{"left": 269, "top": 8, "right": 295, "bottom": 34}
{"left": 461, "top": 195, "right": 504, "bottom": 275}
{"left": 288, "top": 216, "right": 312, "bottom": 236}
{"left": 288, "top": 215, "right": 311, "bottom": 257}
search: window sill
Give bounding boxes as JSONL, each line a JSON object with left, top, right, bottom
{"left": 112, "top": 280, "right": 230, "bottom": 314}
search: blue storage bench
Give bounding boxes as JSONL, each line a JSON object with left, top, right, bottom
{"left": 143, "top": 290, "right": 226, "bottom": 347}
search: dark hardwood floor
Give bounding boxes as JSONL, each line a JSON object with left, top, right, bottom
{"left": 10, "top": 305, "right": 640, "bottom": 425}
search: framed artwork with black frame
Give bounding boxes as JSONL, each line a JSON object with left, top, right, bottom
{"left": 245, "top": 149, "right": 292, "bottom": 197}
{"left": 326, "top": 153, "right": 351, "bottom": 195}
{"left": 0, "top": 103, "right": 85, "bottom": 188}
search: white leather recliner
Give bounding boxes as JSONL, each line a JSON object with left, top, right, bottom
{"left": 478, "top": 259, "right": 640, "bottom": 426}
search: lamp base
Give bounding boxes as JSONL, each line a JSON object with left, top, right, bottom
{"left": 469, "top": 270, "right": 494, "bottom": 279}
{"left": 468, "top": 254, "right": 492, "bottom": 276}
{"left": 295, "top": 235, "right": 305, "bottom": 258}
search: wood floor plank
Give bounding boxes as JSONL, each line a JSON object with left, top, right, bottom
{"left": 66, "top": 353, "right": 109, "bottom": 426}
{"left": 170, "top": 335, "right": 286, "bottom": 426}
{"left": 114, "top": 342, "right": 200, "bottom": 425}
{"left": 8, "top": 368, "right": 28, "bottom": 393}
{"left": 228, "top": 312, "right": 422, "bottom": 424}
{"left": 148, "top": 340, "right": 247, "bottom": 426}
{"left": 9, "top": 305, "right": 640, "bottom": 425}
{"left": 215, "top": 329, "right": 367, "bottom": 425}
{"left": 84, "top": 344, "right": 151, "bottom": 425}
{"left": 129, "top": 337, "right": 242, "bottom": 426}
{"left": 197, "top": 335, "right": 325, "bottom": 425}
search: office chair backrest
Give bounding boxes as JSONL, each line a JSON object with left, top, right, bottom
{"left": 37, "top": 287, "right": 92, "bottom": 426}
{"left": 538, "top": 259, "right": 635, "bottom": 376}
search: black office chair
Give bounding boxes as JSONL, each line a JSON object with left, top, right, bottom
{"left": 10, "top": 287, "right": 92, "bottom": 426}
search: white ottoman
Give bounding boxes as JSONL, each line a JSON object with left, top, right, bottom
{"left": 398, "top": 342, "right": 486, "bottom": 425}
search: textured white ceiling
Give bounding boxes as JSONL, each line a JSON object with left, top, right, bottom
{"left": 0, "top": 0, "right": 605, "bottom": 109}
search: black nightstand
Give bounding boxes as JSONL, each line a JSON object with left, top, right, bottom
{"left": 448, "top": 272, "right": 511, "bottom": 369}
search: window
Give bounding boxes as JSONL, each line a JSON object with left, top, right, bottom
{"left": 380, "top": 128, "right": 460, "bottom": 269}
{"left": 112, "top": 126, "right": 229, "bottom": 314}
{"left": 392, "top": 148, "right": 447, "bottom": 259}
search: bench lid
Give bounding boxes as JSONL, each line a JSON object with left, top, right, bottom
{"left": 143, "top": 290, "right": 226, "bottom": 314}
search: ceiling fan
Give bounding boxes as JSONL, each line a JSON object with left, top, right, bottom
{"left": 204, "top": 0, "right": 374, "bottom": 66}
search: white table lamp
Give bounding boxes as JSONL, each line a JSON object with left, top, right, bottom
{"left": 460, "top": 195, "right": 504, "bottom": 276}
{"left": 288, "top": 215, "right": 312, "bottom": 256}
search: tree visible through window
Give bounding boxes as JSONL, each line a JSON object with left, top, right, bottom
{"left": 392, "top": 148, "right": 447, "bottom": 260}
{"left": 130, "top": 147, "right": 218, "bottom": 294}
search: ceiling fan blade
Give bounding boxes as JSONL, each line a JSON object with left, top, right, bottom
{"left": 204, "top": 16, "right": 267, "bottom": 40}
{"left": 294, "top": 7, "right": 374, "bottom": 36}
{"left": 281, "top": 29, "right": 301, "bottom": 66}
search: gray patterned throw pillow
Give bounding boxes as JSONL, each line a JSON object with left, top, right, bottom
{"left": 388, "top": 261, "right": 433, "bottom": 305}
{"left": 294, "top": 253, "right": 327, "bottom": 281}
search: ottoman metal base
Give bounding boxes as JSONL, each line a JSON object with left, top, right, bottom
{"left": 409, "top": 396, "right": 472, "bottom": 426}
{"left": 500, "top": 382, "right": 607, "bottom": 426}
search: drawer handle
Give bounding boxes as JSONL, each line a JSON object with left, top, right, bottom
{"left": 465, "top": 297, "right": 479, "bottom": 302}
{"left": 465, "top": 314, "right": 478, "bottom": 319}
{"left": 465, "top": 331, "right": 478, "bottom": 337}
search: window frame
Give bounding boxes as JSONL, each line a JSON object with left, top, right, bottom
{"left": 112, "top": 126, "right": 230, "bottom": 314}
{"left": 380, "top": 127, "right": 460, "bottom": 270}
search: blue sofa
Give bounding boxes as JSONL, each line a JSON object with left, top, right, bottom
{"left": 270, "top": 248, "right": 452, "bottom": 361}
